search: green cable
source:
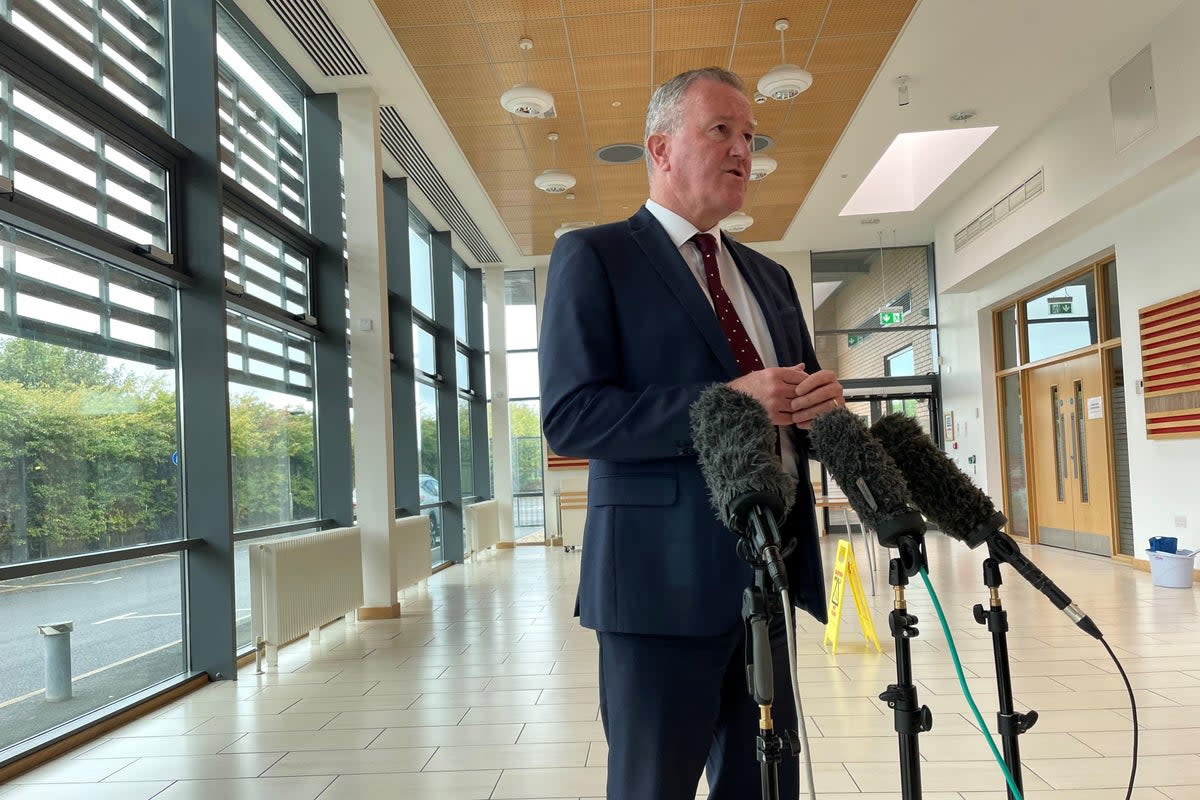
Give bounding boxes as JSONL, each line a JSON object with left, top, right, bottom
{"left": 917, "top": 567, "right": 1023, "bottom": 800}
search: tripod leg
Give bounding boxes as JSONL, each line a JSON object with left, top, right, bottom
{"left": 880, "top": 558, "right": 931, "bottom": 800}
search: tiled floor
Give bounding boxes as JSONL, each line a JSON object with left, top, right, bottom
{"left": 4, "top": 533, "right": 1200, "bottom": 799}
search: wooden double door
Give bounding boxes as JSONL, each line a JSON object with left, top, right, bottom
{"left": 1027, "top": 353, "right": 1114, "bottom": 555}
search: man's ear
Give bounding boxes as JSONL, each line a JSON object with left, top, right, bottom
{"left": 645, "top": 132, "right": 670, "bottom": 173}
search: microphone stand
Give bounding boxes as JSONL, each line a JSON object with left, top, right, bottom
{"left": 738, "top": 505, "right": 799, "bottom": 800}
{"left": 974, "top": 555, "right": 1038, "bottom": 800}
{"left": 874, "top": 514, "right": 933, "bottom": 800}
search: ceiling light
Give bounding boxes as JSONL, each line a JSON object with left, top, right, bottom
{"left": 534, "top": 132, "right": 576, "bottom": 194}
{"left": 554, "top": 221, "right": 594, "bottom": 238}
{"left": 500, "top": 38, "right": 554, "bottom": 118}
{"left": 757, "top": 20, "right": 813, "bottom": 101}
{"left": 719, "top": 212, "right": 754, "bottom": 233}
{"left": 749, "top": 155, "right": 778, "bottom": 181}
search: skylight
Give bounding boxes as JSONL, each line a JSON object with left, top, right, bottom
{"left": 840, "top": 126, "right": 998, "bottom": 216}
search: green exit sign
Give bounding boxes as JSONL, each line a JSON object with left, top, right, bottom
{"left": 879, "top": 308, "right": 904, "bottom": 326}
{"left": 1048, "top": 300, "right": 1073, "bottom": 315}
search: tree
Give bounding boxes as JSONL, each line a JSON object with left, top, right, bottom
{"left": 0, "top": 338, "right": 123, "bottom": 389}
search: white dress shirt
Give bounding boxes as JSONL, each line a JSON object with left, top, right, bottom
{"left": 644, "top": 200, "right": 799, "bottom": 476}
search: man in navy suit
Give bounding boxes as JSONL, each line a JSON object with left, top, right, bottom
{"left": 539, "top": 67, "right": 844, "bottom": 800}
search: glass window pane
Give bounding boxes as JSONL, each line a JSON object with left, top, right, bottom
{"left": 413, "top": 324, "right": 436, "bottom": 375}
{"left": 509, "top": 398, "right": 544, "bottom": 539}
{"left": 416, "top": 381, "right": 441, "bottom": 562}
{"left": 410, "top": 225, "right": 433, "bottom": 317}
{"left": 504, "top": 270, "right": 537, "bottom": 350}
{"left": 457, "top": 349, "right": 470, "bottom": 391}
{"left": 458, "top": 396, "right": 472, "bottom": 497}
{"left": 0, "top": 554, "right": 185, "bottom": 752}
{"left": 453, "top": 266, "right": 467, "bottom": 343}
{"left": 1103, "top": 259, "right": 1121, "bottom": 339}
{"left": 506, "top": 351, "right": 539, "bottom": 399}
{"left": 812, "top": 246, "right": 934, "bottom": 335}
{"left": 1, "top": 72, "right": 169, "bottom": 248}
{"left": 3, "top": 0, "right": 170, "bottom": 126}
{"left": 885, "top": 346, "right": 915, "bottom": 376}
{"left": 814, "top": 329, "right": 936, "bottom": 383}
{"left": 1024, "top": 272, "right": 1097, "bottom": 363}
{"left": 226, "top": 311, "right": 313, "bottom": 398}
{"left": 216, "top": 5, "right": 306, "bottom": 227}
{"left": 228, "top": 382, "right": 316, "bottom": 532}
{"left": 223, "top": 209, "right": 310, "bottom": 316}
{"left": 1001, "top": 373, "right": 1030, "bottom": 537}
{"left": 998, "top": 305, "right": 1020, "bottom": 368}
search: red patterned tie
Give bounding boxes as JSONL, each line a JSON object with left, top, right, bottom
{"left": 693, "top": 233, "right": 764, "bottom": 375}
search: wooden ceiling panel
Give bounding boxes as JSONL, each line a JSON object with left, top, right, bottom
{"left": 415, "top": 64, "right": 502, "bottom": 99}
{"left": 493, "top": 58, "right": 579, "bottom": 93}
{"left": 574, "top": 53, "right": 651, "bottom": 91}
{"left": 373, "top": 0, "right": 473, "bottom": 26}
{"left": 562, "top": 0, "right": 650, "bottom": 14}
{"left": 480, "top": 19, "right": 572, "bottom": 63}
{"left": 468, "top": 148, "right": 533, "bottom": 174}
{"left": 469, "top": 0, "right": 562, "bottom": 23}
{"left": 808, "top": 33, "right": 898, "bottom": 73}
{"left": 566, "top": 13, "right": 650, "bottom": 57}
{"left": 821, "top": 0, "right": 918, "bottom": 37}
{"left": 371, "top": 0, "right": 916, "bottom": 257}
{"left": 654, "top": 6, "right": 740, "bottom": 51}
{"left": 653, "top": 47, "right": 732, "bottom": 84}
{"left": 390, "top": 25, "right": 488, "bottom": 66}
{"left": 452, "top": 124, "right": 525, "bottom": 151}
{"left": 579, "top": 87, "right": 652, "bottom": 119}
{"left": 734, "top": 1, "right": 828, "bottom": 44}
{"left": 585, "top": 116, "right": 644, "bottom": 147}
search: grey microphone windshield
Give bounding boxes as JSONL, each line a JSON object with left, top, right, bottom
{"left": 689, "top": 384, "right": 795, "bottom": 534}
{"left": 869, "top": 414, "right": 996, "bottom": 549}
{"left": 809, "top": 408, "right": 926, "bottom": 547}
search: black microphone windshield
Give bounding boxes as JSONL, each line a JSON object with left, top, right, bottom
{"left": 869, "top": 414, "right": 994, "bottom": 549}
{"left": 809, "top": 407, "right": 924, "bottom": 546}
{"left": 689, "top": 384, "right": 795, "bottom": 534}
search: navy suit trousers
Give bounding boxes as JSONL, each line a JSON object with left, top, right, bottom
{"left": 597, "top": 613, "right": 799, "bottom": 800}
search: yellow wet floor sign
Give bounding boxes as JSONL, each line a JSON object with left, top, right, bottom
{"left": 823, "top": 539, "right": 881, "bottom": 654}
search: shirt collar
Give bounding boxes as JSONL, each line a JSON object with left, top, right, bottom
{"left": 645, "top": 199, "right": 723, "bottom": 256}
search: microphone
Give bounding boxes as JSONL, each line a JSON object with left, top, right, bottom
{"left": 870, "top": 413, "right": 1102, "bottom": 640}
{"left": 809, "top": 407, "right": 927, "bottom": 552}
{"left": 690, "top": 384, "right": 794, "bottom": 590}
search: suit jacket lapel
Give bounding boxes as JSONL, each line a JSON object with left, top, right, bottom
{"left": 629, "top": 207, "right": 739, "bottom": 376}
{"left": 724, "top": 235, "right": 796, "bottom": 367}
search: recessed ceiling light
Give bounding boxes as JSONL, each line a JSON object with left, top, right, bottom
{"left": 611, "top": 100, "right": 622, "bottom": 108}
{"left": 840, "top": 126, "right": 998, "bottom": 216}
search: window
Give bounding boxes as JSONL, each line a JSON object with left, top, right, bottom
{"left": 1024, "top": 271, "right": 1097, "bottom": 363}
{"left": 222, "top": 209, "right": 310, "bottom": 316}
{"left": 225, "top": 311, "right": 316, "bottom": 532}
{"left": 216, "top": 5, "right": 306, "bottom": 227}
{"left": 504, "top": 270, "right": 543, "bottom": 539}
{"left": 409, "top": 221, "right": 432, "bottom": 317}
{"left": 416, "top": 381, "right": 441, "bottom": 560}
{"left": 2, "top": 0, "right": 170, "bottom": 125}
{"left": 884, "top": 345, "right": 915, "bottom": 377}
{"left": 458, "top": 395, "right": 472, "bottom": 497}
{"left": 453, "top": 263, "right": 466, "bottom": 342}
{"left": 0, "top": 70, "right": 169, "bottom": 248}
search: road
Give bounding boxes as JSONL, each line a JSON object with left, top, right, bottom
{"left": 0, "top": 551, "right": 253, "bottom": 706}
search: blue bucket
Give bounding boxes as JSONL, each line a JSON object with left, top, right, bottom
{"left": 1149, "top": 536, "right": 1178, "bottom": 554}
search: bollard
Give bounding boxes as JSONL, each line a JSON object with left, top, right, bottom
{"left": 37, "top": 622, "right": 74, "bottom": 702}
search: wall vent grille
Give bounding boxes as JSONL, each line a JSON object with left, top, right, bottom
{"left": 266, "top": 0, "right": 368, "bottom": 77}
{"left": 954, "top": 168, "right": 1044, "bottom": 252}
{"left": 380, "top": 107, "right": 501, "bottom": 264}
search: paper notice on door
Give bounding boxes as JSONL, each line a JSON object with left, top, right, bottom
{"left": 1087, "top": 396, "right": 1103, "bottom": 420}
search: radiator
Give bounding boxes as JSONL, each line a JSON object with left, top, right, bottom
{"left": 393, "top": 515, "right": 432, "bottom": 590}
{"left": 250, "top": 526, "right": 363, "bottom": 669}
{"left": 464, "top": 500, "right": 499, "bottom": 557}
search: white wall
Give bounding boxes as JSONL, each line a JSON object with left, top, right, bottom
{"left": 932, "top": 1, "right": 1200, "bottom": 557}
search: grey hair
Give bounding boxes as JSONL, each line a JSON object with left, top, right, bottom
{"left": 644, "top": 67, "right": 744, "bottom": 178}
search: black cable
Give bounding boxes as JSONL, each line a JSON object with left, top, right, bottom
{"left": 1099, "top": 636, "right": 1137, "bottom": 800}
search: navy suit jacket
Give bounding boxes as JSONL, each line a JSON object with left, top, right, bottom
{"left": 539, "top": 206, "right": 827, "bottom": 637}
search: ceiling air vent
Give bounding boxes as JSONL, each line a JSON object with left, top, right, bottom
{"left": 595, "top": 143, "right": 644, "bottom": 164}
{"left": 752, "top": 134, "right": 774, "bottom": 152}
{"left": 954, "top": 168, "right": 1044, "bottom": 252}
{"left": 266, "top": 0, "right": 368, "bottom": 77}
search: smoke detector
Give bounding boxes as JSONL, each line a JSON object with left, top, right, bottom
{"left": 554, "top": 221, "right": 594, "bottom": 238}
{"left": 534, "top": 132, "right": 576, "bottom": 194}
{"left": 500, "top": 39, "right": 555, "bottom": 118}
{"left": 719, "top": 212, "right": 754, "bottom": 233}
{"left": 749, "top": 155, "right": 778, "bottom": 181}
{"left": 757, "top": 20, "right": 813, "bottom": 101}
